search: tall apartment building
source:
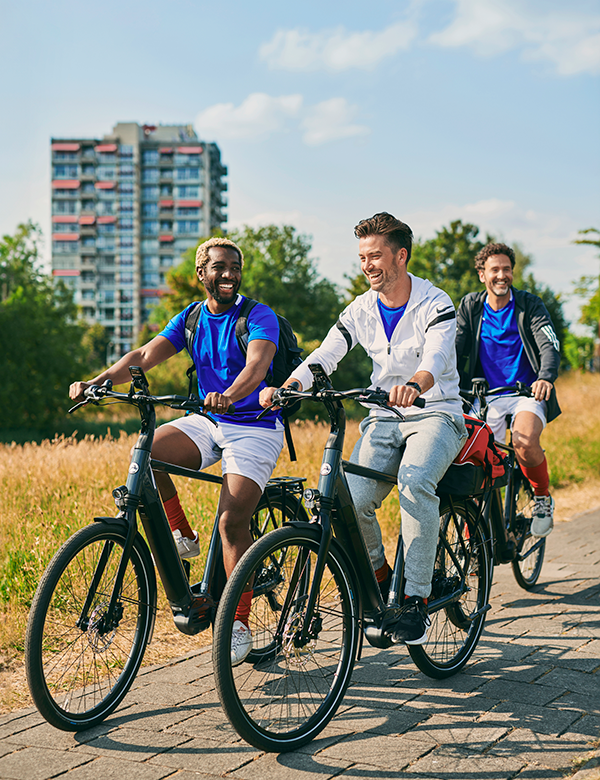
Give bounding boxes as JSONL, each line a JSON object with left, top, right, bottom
{"left": 51, "top": 122, "right": 227, "bottom": 359}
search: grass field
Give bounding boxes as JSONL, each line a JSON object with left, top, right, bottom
{"left": 1, "top": 371, "right": 599, "bottom": 712}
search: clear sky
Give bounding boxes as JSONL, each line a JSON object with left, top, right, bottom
{"left": 1, "top": 0, "right": 598, "bottom": 325}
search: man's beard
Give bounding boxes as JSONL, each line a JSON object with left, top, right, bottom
{"left": 204, "top": 277, "right": 240, "bottom": 304}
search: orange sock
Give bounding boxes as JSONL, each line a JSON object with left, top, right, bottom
{"left": 375, "top": 561, "right": 390, "bottom": 583}
{"left": 521, "top": 457, "right": 550, "bottom": 496}
{"left": 234, "top": 589, "right": 253, "bottom": 627}
{"left": 163, "top": 493, "right": 194, "bottom": 539}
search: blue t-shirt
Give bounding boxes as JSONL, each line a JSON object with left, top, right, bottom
{"left": 159, "top": 295, "right": 281, "bottom": 428}
{"left": 377, "top": 296, "right": 408, "bottom": 341}
{"left": 479, "top": 296, "right": 537, "bottom": 391}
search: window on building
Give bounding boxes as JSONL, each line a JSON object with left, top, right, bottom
{"left": 176, "top": 220, "right": 199, "bottom": 234}
{"left": 119, "top": 165, "right": 134, "bottom": 176}
{"left": 81, "top": 182, "right": 95, "bottom": 194}
{"left": 103, "top": 290, "right": 115, "bottom": 303}
{"left": 120, "top": 145, "right": 134, "bottom": 157}
{"left": 53, "top": 164, "right": 79, "bottom": 179}
{"left": 177, "top": 206, "right": 200, "bottom": 216}
{"left": 142, "top": 186, "right": 159, "bottom": 200}
{"left": 174, "top": 153, "right": 201, "bottom": 165}
{"left": 175, "top": 186, "right": 199, "bottom": 198}
{"left": 142, "top": 168, "right": 159, "bottom": 182}
{"left": 142, "top": 150, "right": 159, "bottom": 164}
{"left": 120, "top": 272, "right": 134, "bottom": 284}
{"left": 119, "top": 254, "right": 134, "bottom": 266}
{"left": 81, "top": 289, "right": 95, "bottom": 300}
{"left": 160, "top": 220, "right": 172, "bottom": 232}
{"left": 98, "top": 201, "right": 116, "bottom": 215}
{"left": 119, "top": 236, "right": 134, "bottom": 248}
{"left": 97, "top": 237, "right": 116, "bottom": 250}
{"left": 120, "top": 180, "right": 134, "bottom": 193}
{"left": 160, "top": 168, "right": 173, "bottom": 180}
{"left": 81, "top": 236, "right": 96, "bottom": 247}
{"left": 97, "top": 152, "right": 116, "bottom": 163}
{"left": 97, "top": 188, "right": 116, "bottom": 200}
{"left": 53, "top": 200, "right": 79, "bottom": 214}
{"left": 53, "top": 222, "right": 79, "bottom": 233}
{"left": 142, "top": 255, "right": 159, "bottom": 269}
{"left": 175, "top": 168, "right": 200, "bottom": 181}
{"left": 120, "top": 290, "right": 134, "bottom": 303}
{"left": 97, "top": 223, "right": 115, "bottom": 234}
{"left": 119, "top": 217, "right": 134, "bottom": 229}
{"left": 83, "top": 306, "right": 96, "bottom": 318}
{"left": 160, "top": 256, "right": 174, "bottom": 267}
{"left": 102, "top": 308, "right": 115, "bottom": 320}
{"left": 54, "top": 189, "right": 79, "bottom": 198}
{"left": 142, "top": 202, "right": 158, "bottom": 217}
{"left": 81, "top": 271, "right": 95, "bottom": 283}
{"left": 82, "top": 147, "right": 96, "bottom": 159}
{"left": 81, "top": 164, "right": 95, "bottom": 176}
{"left": 53, "top": 151, "right": 79, "bottom": 161}
{"left": 142, "top": 220, "right": 159, "bottom": 235}
{"left": 97, "top": 166, "right": 116, "bottom": 180}
{"left": 160, "top": 184, "right": 173, "bottom": 196}
{"left": 142, "top": 273, "right": 159, "bottom": 287}
{"left": 120, "top": 326, "right": 133, "bottom": 338}
{"left": 121, "top": 307, "right": 134, "bottom": 320}
{"left": 53, "top": 240, "right": 79, "bottom": 253}
{"left": 141, "top": 239, "right": 159, "bottom": 252}
{"left": 119, "top": 200, "right": 134, "bottom": 213}
{"left": 175, "top": 238, "right": 197, "bottom": 251}
{"left": 98, "top": 255, "right": 115, "bottom": 267}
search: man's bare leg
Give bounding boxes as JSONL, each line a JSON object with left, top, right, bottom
{"left": 217, "top": 473, "right": 263, "bottom": 578}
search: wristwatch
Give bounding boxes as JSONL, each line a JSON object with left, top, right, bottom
{"left": 406, "top": 381, "right": 422, "bottom": 394}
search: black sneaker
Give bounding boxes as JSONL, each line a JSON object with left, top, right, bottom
{"left": 392, "top": 596, "right": 430, "bottom": 645}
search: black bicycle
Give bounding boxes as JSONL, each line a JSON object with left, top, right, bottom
{"left": 460, "top": 379, "right": 545, "bottom": 590}
{"left": 24, "top": 366, "right": 307, "bottom": 732}
{"left": 212, "top": 365, "right": 493, "bottom": 752}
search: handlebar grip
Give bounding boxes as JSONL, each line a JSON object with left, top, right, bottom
{"left": 413, "top": 397, "right": 426, "bottom": 409}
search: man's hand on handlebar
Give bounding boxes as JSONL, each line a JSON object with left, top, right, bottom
{"left": 69, "top": 381, "right": 94, "bottom": 403}
{"left": 531, "top": 379, "right": 553, "bottom": 402}
{"left": 259, "top": 380, "right": 303, "bottom": 410}
{"left": 203, "top": 391, "right": 235, "bottom": 414}
{"left": 388, "top": 384, "right": 422, "bottom": 409}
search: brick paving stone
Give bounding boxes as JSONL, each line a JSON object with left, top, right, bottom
{"left": 328, "top": 705, "right": 427, "bottom": 736}
{"left": 163, "top": 709, "right": 244, "bottom": 744}
{"left": 0, "top": 720, "right": 114, "bottom": 750}
{"left": 402, "top": 690, "right": 501, "bottom": 717}
{"left": 489, "top": 727, "right": 592, "bottom": 771}
{"left": 56, "top": 755, "right": 175, "bottom": 779}
{"left": 106, "top": 702, "right": 201, "bottom": 732}
{"left": 536, "top": 667, "right": 600, "bottom": 696}
{"left": 0, "top": 712, "right": 44, "bottom": 740}
{"left": 336, "top": 765, "right": 439, "bottom": 780}
{"left": 567, "top": 714, "right": 600, "bottom": 739}
{"left": 344, "top": 682, "right": 419, "bottom": 710}
{"left": 230, "top": 752, "right": 351, "bottom": 780}
{"left": 73, "top": 725, "right": 190, "bottom": 761}
{"left": 478, "top": 701, "right": 581, "bottom": 736}
{"left": 320, "top": 732, "right": 436, "bottom": 770}
{"left": 407, "top": 744, "right": 525, "bottom": 778}
{"left": 402, "top": 712, "right": 508, "bottom": 752}
{"left": 511, "top": 767, "right": 566, "bottom": 779}
{"left": 125, "top": 681, "right": 210, "bottom": 706}
{"left": 0, "top": 745, "right": 92, "bottom": 780}
{"left": 147, "top": 736, "right": 260, "bottom": 774}
{"left": 549, "top": 691, "right": 600, "bottom": 716}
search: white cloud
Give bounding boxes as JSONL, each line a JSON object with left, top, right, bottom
{"left": 259, "top": 21, "right": 417, "bottom": 71}
{"left": 195, "top": 93, "right": 302, "bottom": 141}
{"left": 196, "top": 93, "right": 369, "bottom": 146}
{"left": 302, "top": 98, "right": 370, "bottom": 146}
{"left": 429, "top": 0, "right": 600, "bottom": 76}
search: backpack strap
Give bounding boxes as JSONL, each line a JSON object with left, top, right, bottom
{"left": 234, "top": 297, "right": 259, "bottom": 356}
{"left": 184, "top": 301, "right": 203, "bottom": 358}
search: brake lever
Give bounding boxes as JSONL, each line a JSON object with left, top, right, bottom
{"left": 68, "top": 399, "right": 91, "bottom": 414}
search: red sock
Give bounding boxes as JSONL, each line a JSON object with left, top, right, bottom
{"left": 163, "top": 493, "right": 195, "bottom": 539}
{"left": 405, "top": 595, "right": 428, "bottom": 605}
{"left": 234, "top": 589, "right": 253, "bottom": 627}
{"left": 375, "top": 561, "right": 390, "bottom": 583}
{"left": 521, "top": 457, "right": 550, "bottom": 496}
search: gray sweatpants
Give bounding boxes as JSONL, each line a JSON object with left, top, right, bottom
{"left": 347, "top": 411, "right": 467, "bottom": 599}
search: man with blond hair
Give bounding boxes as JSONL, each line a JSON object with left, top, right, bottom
{"left": 70, "top": 236, "right": 284, "bottom": 664}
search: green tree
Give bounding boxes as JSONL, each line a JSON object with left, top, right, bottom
{"left": 572, "top": 228, "right": 600, "bottom": 344}
{"left": 0, "top": 223, "right": 89, "bottom": 429}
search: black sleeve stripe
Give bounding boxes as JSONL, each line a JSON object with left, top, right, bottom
{"left": 425, "top": 309, "right": 456, "bottom": 333}
{"left": 336, "top": 319, "right": 352, "bottom": 351}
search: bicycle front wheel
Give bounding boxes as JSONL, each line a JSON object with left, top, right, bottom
{"left": 25, "top": 522, "right": 156, "bottom": 731}
{"left": 213, "top": 525, "right": 360, "bottom": 752}
{"left": 408, "top": 498, "right": 491, "bottom": 679}
{"left": 511, "top": 471, "right": 546, "bottom": 589}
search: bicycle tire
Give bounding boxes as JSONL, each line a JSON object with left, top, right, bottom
{"left": 511, "top": 470, "right": 546, "bottom": 589}
{"left": 408, "top": 497, "right": 491, "bottom": 679}
{"left": 213, "top": 524, "right": 360, "bottom": 752}
{"left": 25, "top": 523, "right": 156, "bottom": 731}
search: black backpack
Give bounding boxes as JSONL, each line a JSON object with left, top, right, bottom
{"left": 183, "top": 298, "right": 303, "bottom": 459}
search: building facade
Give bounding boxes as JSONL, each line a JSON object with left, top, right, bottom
{"left": 51, "top": 122, "right": 227, "bottom": 358}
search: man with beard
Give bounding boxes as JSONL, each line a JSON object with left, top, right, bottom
{"left": 456, "top": 242, "right": 561, "bottom": 538}
{"left": 69, "top": 237, "right": 283, "bottom": 664}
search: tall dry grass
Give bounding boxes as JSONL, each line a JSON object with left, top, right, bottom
{"left": 0, "top": 371, "right": 598, "bottom": 711}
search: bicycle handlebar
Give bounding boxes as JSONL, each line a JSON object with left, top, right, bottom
{"left": 460, "top": 381, "right": 533, "bottom": 404}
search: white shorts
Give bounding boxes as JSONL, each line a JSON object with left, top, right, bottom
{"left": 160, "top": 415, "right": 284, "bottom": 492}
{"left": 484, "top": 395, "right": 547, "bottom": 443}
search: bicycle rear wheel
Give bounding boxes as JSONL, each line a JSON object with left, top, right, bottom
{"left": 511, "top": 471, "right": 546, "bottom": 589}
{"left": 408, "top": 498, "right": 491, "bottom": 679}
{"left": 25, "top": 523, "right": 156, "bottom": 731}
{"left": 213, "top": 525, "right": 360, "bottom": 752}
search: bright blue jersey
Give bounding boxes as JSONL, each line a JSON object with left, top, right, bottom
{"left": 479, "top": 296, "right": 537, "bottom": 392}
{"left": 377, "top": 296, "right": 408, "bottom": 341}
{"left": 159, "top": 295, "right": 281, "bottom": 428}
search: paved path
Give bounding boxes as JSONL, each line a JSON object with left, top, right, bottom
{"left": 1, "top": 509, "right": 599, "bottom": 780}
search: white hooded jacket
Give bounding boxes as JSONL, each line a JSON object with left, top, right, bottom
{"left": 290, "top": 273, "right": 463, "bottom": 417}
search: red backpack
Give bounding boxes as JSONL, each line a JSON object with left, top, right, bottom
{"left": 437, "top": 415, "right": 509, "bottom": 496}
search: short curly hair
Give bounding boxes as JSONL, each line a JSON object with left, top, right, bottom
{"left": 474, "top": 242, "right": 515, "bottom": 273}
{"left": 195, "top": 237, "right": 244, "bottom": 275}
{"left": 354, "top": 212, "right": 414, "bottom": 261}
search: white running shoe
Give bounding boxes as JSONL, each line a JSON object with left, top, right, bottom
{"left": 231, "top": 620, "right": 253, "bottom": 666}
{"left": 531, "top": 495, "right": 554, "bottom": 538}
{"left": 172, "top": 529, "right": 200, "bottom": 558}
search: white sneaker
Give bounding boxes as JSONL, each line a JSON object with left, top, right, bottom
{"left": 173, "top": 529, "right": 200, "bottom": 558}
{"left": 231, "top": 620, "right": 253, "bottom": 666}
{"left": 531, "top": 495, "right": 554, "bottom": 538}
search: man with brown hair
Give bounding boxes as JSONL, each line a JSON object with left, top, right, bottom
{"left": 456, "top": 242, "right": 561, "bottom": 537}
{"left": 70, "top": 236, "right": 284, "bottom": 664}
{"left": 260, "top": 212, "right": 466, "bottom": 645}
